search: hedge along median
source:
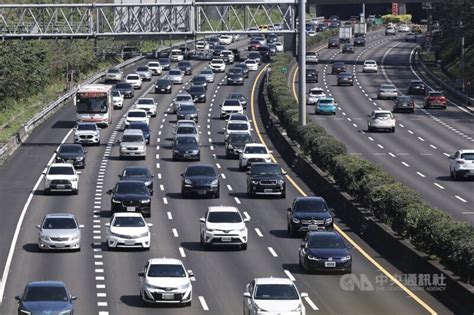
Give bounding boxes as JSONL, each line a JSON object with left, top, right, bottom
{"left": 264, "top": 39, "right": 473, "bottom": 312}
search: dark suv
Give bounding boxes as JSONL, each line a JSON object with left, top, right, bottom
{"left": 287, "top": 196, "right": 333, "bottom": 237}
{"left": 55, "top": 144, "right": 87, "bottom": 168}
{"left": 225, "top": 133, "right": 253, "bottom": 158}
{"left": 331, "top": 62, "right": 346, "bottom": 74}
{"left": 306, "top": 68, "right": 318, "bottom": 83}
{"left": 247, "top": 163, "right": 286, "bottom": 198}
{"left": 407, "top": 80, "right": 426, "bottom": 95}
{"left": 108, "top": 180, "right": 151, "bottom": 217}
{"left": 337, "top": 72, "right": 354, "bottom": 86}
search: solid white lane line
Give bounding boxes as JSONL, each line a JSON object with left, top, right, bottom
{"left": 416, "top": 172, "right": 426, "bottom": 178}
{"left": 255, "top": 228, "right": 263, "bottom": 237}
{"left": 455, "top": 195, "right": 467, "bottom": 203}
{"left": 179, "top": 247, "right": 186, "bottom": 257}
{"left": 268, "top": 247, "right": 278, "bottom": 257}
{"left": 304, "top": 296, "right": 319, "bottom": 311}
{"left": 167, "top": 212, "right": 173, "bottom": 220}
{"left": 284, "top": 269, "right": 295, "bottom": 281}
{"left": 172, "top": 228, "right": 179, "bottom": 237}
{"left": 434, "top": 183, "right": 445, "bottom": 190}
{"left": 198, "top": 296, "right": 209, "bottom": 311}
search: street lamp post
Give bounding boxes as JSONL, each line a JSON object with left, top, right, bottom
{"left": 298, "top": 0, "right": 306, "bottom": 126}
{"left": 460, "top": 21, "right": 465, "bottom": 94}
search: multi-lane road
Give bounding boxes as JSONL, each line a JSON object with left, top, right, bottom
{"left": 294, "top": 30, "right": 474, "bottom": 225}
{"left": 0, "top": 36, "right": 454, "bottom": 314}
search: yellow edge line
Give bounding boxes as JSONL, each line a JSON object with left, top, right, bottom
{"left": 251, "top": 65, "right": 437, "bottom": 315}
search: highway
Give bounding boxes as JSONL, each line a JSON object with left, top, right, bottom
{"left": 295, "top": 31, "right": 474, "bottom": 225}
{"left": 0, "top": 36, "right": 452, "bottom": 314}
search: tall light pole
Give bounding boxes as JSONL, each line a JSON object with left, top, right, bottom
{"left": 298, "top": 0, "right": 306, "bottom": 126}
{"left": 460, "top": 20, "right": 465, "bottom": 93}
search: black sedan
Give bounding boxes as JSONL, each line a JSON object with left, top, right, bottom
{"left": 158, "top": 57, "right": 171, "bottom": 70}
{"left": 108, "top": 180, "right": 151, "bottom": 217}
{"left": 287, "top": 196, "right": 334, "bottom": 237}
{"left": 181, "top": 164, "right": 219, "bottom": 198}
{"left": 16, "top": 281, "right": 76, "bottom": 315}
{"left": 155, "top": 78, "right": 172, "bottom": 94}
{"left": 119, "top": 166, "right": 154, "bottom": 195}
{"left": 172, "top": 135, "right": 200, "bottom": 161}
{"left": 233, "top": 63, "right": 249, "bottom": 78}
{"left": 327, "top": 37, "right": 340, "bottom": 48}
{"left": 407, "top": 80, "right": 426, "bottom": 95}
{"left": 177, "top": 61, "right": 193, "bottom": 75}
{"left": 337, "top": 72, "right": 354, "bottom": 86}
{"left": 353, "top": 36, "right": 366, "bottom": 46}
{"left": 125, "top": 122, "right": 151, "bottom": 144}
{"left": 227, "top": 69, "right": 244, "bottom": 86}
{"left": 225, "top": 133, "right": 253, "bottom": 158}
{"left": 176, "top": 104, "right": 199, "bottom": 121}
{"left": 228, "top": 92, "right": 248, "bottom": 109}
{"left": 188, "top": 86, "right": 207, "bottom": 103}
{"left": 306, "top": 68, "right": 318, "bottom": 83}
{"left": 393, "top": 95, "right": 415, "bottom": 113}
{"left": 299, "top": 231, "right": 352, "bottom": 273}
{"left": 342, "top": 44, "right": 355, "bottom": 53}
{"left": 55, "top": 144, "right": 87, "bottom": 168}
{"left": 191, "top": 75, "right": 208, "bottom": 89}
{"left": 114, "top": 82, "right": 134, "bottom": 98}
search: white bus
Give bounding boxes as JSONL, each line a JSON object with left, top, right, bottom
{"left": 75, "top": 84, "right": 113, "bottom": 127}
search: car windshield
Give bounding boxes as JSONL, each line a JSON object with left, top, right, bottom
{"left": 229, "top": 93, "right": 245, "bottom": 100}
{"left": 137, "top": 99, "right": 154, "bottom": 105}
{"left": 461, "top": 153, "right": 474, "bottom": 160}
{"left": 190, "top": 87, "right": 205, "bottom": 93}
{"left": 136, "top": 67, "right": 148, "bottom": 72}
{"left": 251, "top": 163, "right": 281, "bottom": 175}
{"left": 59, "top": 145, "right": 82, "bottom": 154}
{"left": 193, "top": 77, "right": 206, "bottom": 83}
{"left": 43, "top": 217, "right": 77, "bottom": 229}
{"left": 294, "top": 199, "right": 328, "bottom": 212}
{"left": 229, "top": 115, "right": 248, "bottom": 121}
{"left": 176, "top": 137, "right": 197, "bottom": 145}
{"left": 24, "top": 286, "right": 68, "bottom": 302}
{"left": 229, "top": 133, "right": 252, "bottom": 142}
{"left": 308, "top": 234, "right": 346, "bottom": 249}
{"left": 169, "top": 70, "right": 182, "bottom": 76}
{"left": 310, "top": 90, "right": 324, "bottom": 95}
{"left": 246, "top": 60, "right": 257, "bottom": 65}
{"left": 128, "top": 112, "right": 146, "bottom": 118}
{"left": 254, "top": 284, "right": 299, "bottom": 300}
{"left": 179, "top": 105, "right": 195, "bottom": 112}
{"left": 178, "top": 62, "right": 190, "bottom": 67}
{"left": 158, "top": 58, "right": 170, "bottom": 64}
{"left": 228, "top": 123, "right": 248, "bottom": 130}
{"left": 212, "top": 60, "right": 224, "bottom": 65}
{"left": 245, "top": 146, "right": 266, "bottom": 154}
{"left": 176, "top": 95, "right": 192, "bottom": 102}
{"left": 185, "top": 166, "right": 216, "bottom": 177}
{"left": 123, "top": 168, "right": 149, "bottom": 177}
{"left": 229, "top": 69, "right": 242, "bottom": 74}
{"left": 108, "top": 68, "right": 120, "bottom": 74}
{"left": 112, "top": 216, "right": 145, "bottom": 227}
{"left": 397, "top": 97, "right": 411, "bottom": 103}
{"left": 365, "top": 61, "right": 376, "bottom": 65}
{"left": 148, "top": 62, "right": 160, "bottom": 67}
{"left": 112, "top": 90, "right": 121, "bottom": 97}
{"left": 77, "top": 123, "right": 96, "bottom": 131}
{"left": 128, "top": 123, "right": 148, "bottom": 131}
{"left": 340, "top": 73, "right": 352, "bottom": 77}
{"left": 158, "top": 80, "right": 170, "bottom": 86}
{"left": 115, "top": 83, "right": 131, "bottom": 89}
{"left": 429, "top": 92, "right": 443, "bottom": 97}
{"left": 48, "top": 166, "right": 74, "bottom": 175}
{"left": 122, "top": 135, "right": 143, "bottom": 142}
{"left": 319, "top": 99, "right": 333, "bottom": 105}
{"left": 208, "top": 211, "right": 242, "bottom": 223}
{"left": 116, "top": 182, "right": 148, "bottom": 194}
{"left": 224, "top": 100, "right": 240, "bottom": 106}
{"left": 177, "top": 127, "right": 196, "bottom": 134}
{"left": 127, "top": 75, "right": 140, "bottom": 80}
{"left": 374, "top": 113, "right": 392, "bottom": 119}
{"left": 148, "top": 264, "right": 186, "bottom": 277}
{"left": 201, "top": 70, "right": 213, "bottom": 75}
{"left": 381, "top": 85, "right": 395, "bottom": 90}
{"left": 333, "top": 63, "right": 344, "bottom": 67}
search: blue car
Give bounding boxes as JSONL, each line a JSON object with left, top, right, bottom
{"left": 125, "top": 121, "right": 151, "bottom": 144}
{"left": 315, "top": 97, "right": 337, "bottom": 115}
{"left": 16, "top": 281, "right": 77, "bottom": 314}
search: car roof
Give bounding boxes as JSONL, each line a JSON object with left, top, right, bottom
{"left": 44, "top": 213, "right": 76, "bottom": 219}
{"left": 364, "top": 60, "right": 376, "bottom": 63}
{"left": 458, "top": 149, "right": 474, "bottom": 154}
{"left": 123, "top": 166, "right": 149, "bottom": 171}
{"left": 112, "top": 212, "right": 144, "bottom": 218}
{"left": 380, "top": 84, "right": 396, "bottom": 88}
{"left": 123, "top": 129, "right": 144, "bottom": 136}
{"left": 295, "top": 196, "right": 325, "bottom": 202}
{"left": 254, "top": 277, "right": 294, "bottom": 285}
{"left": 306, "top": 230, "right": 342, "bottom": 239}
{"left": 244, "top": 143, "right": 265, "bottom": 147}
{"left": 128, "top": 109, "right": 147, "bottom": 114}
{"left": 319, "top": 97, "right": 335, "bottom": 101}
{"left": 59, "top": 143, "right": 82, "bottom": 148}
{"left": 26, "top": 281, "right": 66, "bottom": 288}
{"left": 148, "top": 258, "right": 184, "bottom": 265}
{"left": 137, "top": 97, "right": 154, "bottom": 101}
{"left": 49, "top": 163, "right": 74, "bottom": 168}
{"left": 208, "top": 205, "right": 240, "bottom": 213}
{"left": 117, "top": 179, "right": 146, "bottom": 185}
{"left": 373, "top": 110, "right": 392, "bottom": 114}
{"left": 186, "top": 163, "right": 214, "bottom": 169}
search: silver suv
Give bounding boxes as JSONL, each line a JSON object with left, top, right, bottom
{"left": 105, "top": 68, "right": 123, "bottom": 82}
{"left": 119, "top": 129, "right": 147, "bottom": 160}
{"left": 37, "top": 213, "right": 83, "bottom": 251}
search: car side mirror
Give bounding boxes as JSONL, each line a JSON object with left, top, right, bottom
{"left": 300, "top": 292, "right": 309, "bottom": 298}
{"left": 71, "top": 296, "right": 78, "bottom": 301}
{"left": 243, "top": 292, "right": 251, "bottom": 298}
{"left": 76, "top": 171, "right": 82, "bottom": 175}
{"left": 199, "top": 217, "right": 205, "bottom": 223}
{"left": 79, "top": 225, "right": 85, "bottom": 229}
{"left": 105, "top": 223, "right": 110, "bottom": 227}
{"left": 138, "top": 272, "right": 145, "bottom": 277}
{"left": 106, "top": 189, "right": 113, "bottom": 194}
{"left": 287, "top": 207, "right": 291, "bottom": 212}
{"left": 300, "top": 242, "right": 306, "bottom": 248}
{"left": 268, "top": 150, "right": 273, "bottom": 154}
{"left": 84, "top": 150, "right": 88, "bottom": 153}
{"left": 36, "top": 224, "right": 41, "bottom": 229}
{"left": 116, "top": 139, "right": 121, "bottom": 144}
{"left": 448, "top": 156, "right": 454, "bottom": 159}
{"left": 282, "top": 171, "right": 288, "bottom": 175}
{"left": 118, "top": 174, "right": 122, "bottom": 178}
{"left": 180, "top": 173, "right": 184, "bottom": 177}
{"left": 243, "top": 218, "right": 250, "bottom": 223}
{"left": 187, "top": 270, "right": 194, "bottom": 277}
{"left": 15, "top": 295, "right": 21, "bottom": 301}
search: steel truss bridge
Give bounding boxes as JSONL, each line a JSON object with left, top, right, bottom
{"left": 0, "top": 1, "right": 298, "bottom": 39}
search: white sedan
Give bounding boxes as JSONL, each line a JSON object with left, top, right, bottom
{"left": 209, "top": 59, "right": 226, "bottom": 72}
{"left": 367, "top": 110, "right": 396, "bottom": 132}
{"left": 125, "top": 74, "right": 142, "bottom": 89}
{"left": 363, "top": 60, "right": 378, "bottom": 73}
{"left": 244, "top": 59, "right": 259, "bottom": 71}
{"left": 307, "top": 87, "right": 326, "bottom": 105}
{"left": 106, "top": 213, "right": 152, "bottom": 249}
{"left": 125, "top": 109, "right": 149, "bottom": 126}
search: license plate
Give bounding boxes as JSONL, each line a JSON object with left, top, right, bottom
{"left": 264, "top": 189, "right": 273, "bottom": 193}
{"left": 162, "top": 293, "right": 174, "bottom": 300}
{"left": 184, "top": 154, "right": 190, "bottom": 158}
{"left": 221, "top": 236, "right": 232, "bottom": 242}
{"left": 470, "top": 170, "right": 474, "bottom": 174}
{"left": 127, "top": 207, "right": 135, "bottom": 211}
{"left": 124, "top": 240, "right": 135, "bottom": 245}
{"left": 55, "top": 244, "right": 65, "bottom": 248}
{"left": 325, "top": 261, "right": 336, "bottom": 268}
{"left": 161, "top": 88, "right": 165, "bottom": 91}
{"left": 308, "top": 225, "right": 320, "bottom": 231}
{"left": 56, "top": 185, "right": 65, "bottom": 189}
{"left": 197, "top": 190, "right": 207, "bottom": 195}
{"left": 67, "top": 160, "right": 74, "bottom": 164}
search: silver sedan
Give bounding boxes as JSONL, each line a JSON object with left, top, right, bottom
{"left": 37, "top": 213, "right": 83, "bottom": 251}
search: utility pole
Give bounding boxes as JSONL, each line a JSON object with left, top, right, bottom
{"left": 460, "top": 20, "right": 465, "bottom": 93}
{"left": 298, "top": 0, "right": 306, "bottom": 126}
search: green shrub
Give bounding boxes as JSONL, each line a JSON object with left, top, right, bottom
{"left": 296, "top": 123, "right": 327, "bottom": 153}
{"left": 382, "top": 14, "right": 412, "bottom": 23}
{"left": 308, "top": 135, "right": 347, "bottom": 171}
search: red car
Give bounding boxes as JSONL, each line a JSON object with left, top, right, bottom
{"left": 247, "top": 40, "right": 261, "bottom": 51}
{"left": 424, "top": 91, "right": 447, "bottom": 109}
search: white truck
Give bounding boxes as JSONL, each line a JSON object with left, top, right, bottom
{"left": 339, "top": 26, "right": 352, "bottom": 43}
{"left": 354, "top": 23, "right": 367, "bottom": 37}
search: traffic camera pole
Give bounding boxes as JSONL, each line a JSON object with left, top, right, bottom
{"left": 298, "top": 0, "right": 306, "bottom": 126}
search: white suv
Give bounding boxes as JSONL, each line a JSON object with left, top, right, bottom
{"left": 134, "top": 98, "right": 157, "bottom": 117}
{"left": 106, "top": 212, "right": 152, "bottom": 249}
{"left": 200, "top": 206, "right": 249, "bottom": 250}
{"left": 43, "top": 163, "right": 80, "bottom": 195}
{"left": 125, "top": 109, "right": 149, "bottom": 126}
{"left": 449, "top": 149, "right": 474, "bottom": 180}
{"left": 209, "top": 58, "right": 226, "bottom": 72}
{"left": 147, "top": 61, "right": 162, "bottom": 75}
{"left": 139, "top": 258, "right": 193, "bottom": 306}
{"left": 224, "top": 120, "right": 251, "bottom": 139}
{"left": 219, "top": 34, "right": 233, "bottom": 45}
{"left": 367, "top": 110, "right": 396, "bottom": 132}
{"left": 112, "top": 89, "right": 124, "bottom": 109}
{"left": 243, "top": 277, "right": 308, "bottom": 315}
{"left": 239, "top": 143, "right": 272, "bottom": 170}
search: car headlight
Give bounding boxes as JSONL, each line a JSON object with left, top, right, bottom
{"left": 20, "top": 310, "right": 31, "bottom": 315}
{"left": 137, "top": 232, "right": 149, "bottom": 238}
{"left": 70, "top": 178, "right": 78, "bottom": 182}
{"left": 141, "top": 199, "right": 151, "bottom": 204}
{"left": 184, "top": 179, "right": 192, "bottom": 185}
{"left": 341, "top": 255, "right": 351, "bottom": 262}
{"left": 39, "top": 234, "right": 49, "bottom": 241}
{"left": 251, "top": 180, "right": 259, "bottom": 184}
{"left": 307, "top": 255, "right": 320, "bottom": 261}
{"left": 177, "top": 283, "right": 191, "bottom": 290}
{"left": 70, "top": 235, "right": 80, "bottom": 241}
{"left": 206, "top": 228, "right": 216, "bottom": 232}
{"left": 145, "top": 282, "right": 160, "bottom": 290}
{"left": 211, "top": 179, "right": 219, "bottom": 186}
{"left": 325, "top": 217, "right": 333, "bottom": 225}
{"left": 192, "top": 150, "right": 199, "bottom": 154}
{"left": 76, "top": 156, "right": 84, "bottom": 161}
{"left": 60, "top": 310, "right": 72, "bottom": 315}
{"left": 278, "top": 179, "right": 285, "bottom": 185}
{"left": 292, "top": 304, "right": 302, "bottom": 312}
{"left": 112, "top": 198, "right": 121, "bottom": 204}
{"left": 292, "top": 217, "right": 300, "bottom": 224}
{"left": 236, "top": 227, "right": 246, "bottom": 233}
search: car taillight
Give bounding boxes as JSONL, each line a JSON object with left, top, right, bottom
{"left": 456, "top": 160, "right": 465, "bottom": 164}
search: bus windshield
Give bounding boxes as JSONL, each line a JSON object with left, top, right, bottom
{"left": 76, "top": 97, "right": 108, "bottom": 114}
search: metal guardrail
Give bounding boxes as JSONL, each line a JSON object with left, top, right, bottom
{"left": 416, "top": 48, "right": 473, "bottom": 107}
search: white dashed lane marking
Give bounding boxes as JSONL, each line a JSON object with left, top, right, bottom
{"left": 268, "top": 247, "right": 278, "bottom": 257}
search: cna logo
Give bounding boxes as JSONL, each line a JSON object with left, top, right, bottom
{"left": 339, "top": 274, "right": 374, "bottom": 291}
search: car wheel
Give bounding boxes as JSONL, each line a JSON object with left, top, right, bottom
{"left": 453, "top": 171, "right": 459, "bottom": 181}
{"left": 185, "top": 301, "right": 192, "bottom": 307}
{"left": 44, "top": 188, "right": 50, "bottom": 195}
{"left": 391, "top": 127, "right": 395, "bottom": 133}
{"left": 241, "top": 243, "right": 247, "bottom": 250}
{"left": 280, "top": 190, "right": 286, "bottom": 199}
{"left": 182, "top": 191, "right": 187, "bottom": 198}
{"left": 289, "top": 224, "right": 297, "bottom": 237}
{"left": 73, "top": 189, "right": 79, "bottom": 195}
{"left": 215, "top": 189, "right": 220, "bottom": 199}
{"left": 144, "top": 212, "right": 151, "bottom": 218}
{"left": 368, "top": 126, "right": 373, "bottom": 132}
